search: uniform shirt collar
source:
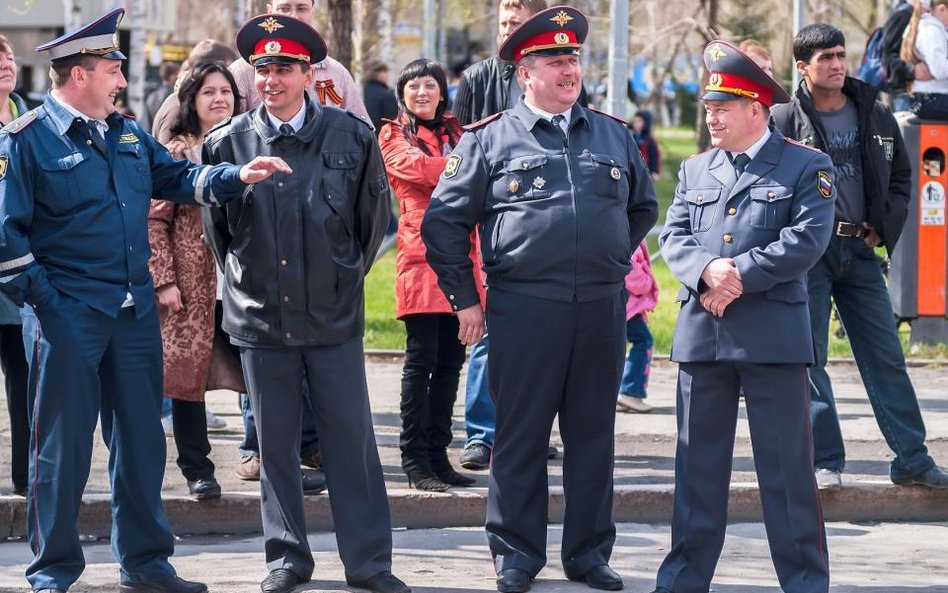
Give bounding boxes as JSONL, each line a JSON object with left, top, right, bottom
{"left": 729, "top": 127, "right": 771, "bottom": 162}
{"left": 266, "top": 100, "right": 307, "bottom": 132}
{"left": 47, "top": 90, "right": 110, "bottom": 138}
{"left": 512, "top": 97, "right": 586, "bottom": 132}
{"left": 523, "top": 98, "right": 572, "bottom": 127}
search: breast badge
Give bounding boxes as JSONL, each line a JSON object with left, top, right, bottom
{"left": 508, "top": 179, "right": 520, "bottom": 194}
{"left": 610, "top": 167, "right": 621, "bottom": 180}
{"left": 532, "top": 176, "right": 546, "bottom": 189}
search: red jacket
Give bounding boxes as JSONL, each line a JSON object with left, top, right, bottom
{"left": 379, "top": 113, "right": 484, "bottom": 318}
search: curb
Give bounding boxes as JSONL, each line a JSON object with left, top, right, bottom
{"left": 3, "top": 483, "right": 947, "bottom": 539}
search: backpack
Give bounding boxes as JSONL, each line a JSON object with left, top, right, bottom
{"left": 857, "top": 27, "right": 888, "bottom": 91}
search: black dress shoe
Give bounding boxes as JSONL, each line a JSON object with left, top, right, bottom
{"left": 119, "top": 575, "right": 208, "bottom": 593}
{"left": 186, "top": 477, "right": 221, "bottom": 500}
{"left": 13, "top": 484, "right": 27, "bottom": 497}
{"left": 892, "top": 465, "right": 948, "bottom": 488}
{"left": 301, "top": 469, "right": 327, "bottom": 495}
{"left": 260, "top": 568, "right": 304, "bottom": 593}
{"left": 569, "top": 565, "right": 623, "bottom": 591}
{"left": 496, "top": 568, "right": 532, "bottom": 593}
{"left": 347, "top": 570, "right": 411, "bottom": 593}
{"left": 460, "top": 443, "right": 491, "bottom": 470}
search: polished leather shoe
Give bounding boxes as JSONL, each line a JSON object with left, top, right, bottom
{"left": 187, "top": 477, "right": 221, "bottom": 500}
{"left": 260, "top": 568, "right": 305, "bottom": 593}
{"left": 119, "top": 575, "right": 208, "bottom": 593}
{"left": 892, "top": 464, "right": 948, "bottom": 488}
{"left": 496, "top": 568, "right": 532, "bottom": 593}
{"left": 569, "top": 565, "right": 623, "bottom": 590}
{"left": 347, "top": 570, "right": 411, "bottom": 593}
{"left": 301, "top": 469, "right": 327, "bottom": 494}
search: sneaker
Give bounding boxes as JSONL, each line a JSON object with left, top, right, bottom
{"left": 235, "top": 456, "right": 260, "bottom": 481}
{"left": 160, "top": 413, "right": 173, "bottom": 437}
{"left": 815, "top": 468, "right": 842, "bottom": 491}
{"left": 459, "top": 443, "right": 491, "bottom": 470}
{"left": 205, "top": 408, "right": 227, "bottom": 431}
{"left": 616, "top": 394, "right": 654, "bottom": 413}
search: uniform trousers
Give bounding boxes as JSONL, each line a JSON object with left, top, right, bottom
{"left": 485, "top": 288, "right": 625, "bottom": 578}
{"left": 21, "top": 295, "right": 176, "bottom": 591}
{"left": 1, "top": 322, "right": 30, "bottom": 492}
{"left": 656, "top": 362, "right": 829, "bottom": 593}
{"left": 239, "top": 338, "right": 392, "bottom": 582}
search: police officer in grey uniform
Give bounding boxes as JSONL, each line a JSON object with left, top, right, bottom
{"left": 651, "top": 41, "right": 835, "bottom": 593}
{"left": 422, "top": 7, "right": 657, "bottom": 592}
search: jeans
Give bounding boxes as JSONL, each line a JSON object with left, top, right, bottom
{"left": 463, "top": 334, "right": 495, "bottom": 448}
{"left": 618, "top": 314, "right": 653, "bottom": 398}
{"left": 161, "top": 396, "right": 172, "bottom": 417}
{"left": 891, "top": 92, "right": 913, "bottom": 113}
{"left": 238, "top": 387, "right": 320, "bottom": 459}
{"left": 807, "top": 236, "right": 934, "bottom": 481}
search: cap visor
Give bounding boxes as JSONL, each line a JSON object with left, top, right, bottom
{"left": 700, "top": 90, "right": 745, "bottom": 102}
{"left": 252, "top": 56, "right": 307, "bottom": 67}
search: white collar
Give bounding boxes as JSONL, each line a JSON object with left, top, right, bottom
{"left": 523, "top": 99, "right": 571, "bottom": 127}
{"left": 50, "top": 91, "right": 109, "bottom": 137}
{"left": 730, "top": 127, "right": 771, "bottom": 162}
{"left": 266, "top": 101, "right": 307, "bottom": 132}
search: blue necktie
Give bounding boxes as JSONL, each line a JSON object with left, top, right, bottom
{"left": 733, "top": 153, "right": 750, "bottom": 177}
{"left": 86, "top": 120, "right": 107, "bottom": 154}
{"left": 550, "top": 114, "right": 567, "bottom": 144}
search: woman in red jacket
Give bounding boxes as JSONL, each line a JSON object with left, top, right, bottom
{"left": 379, "top": 59, "right": 483, "bottom": 491}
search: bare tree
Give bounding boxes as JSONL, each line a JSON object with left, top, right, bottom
{"left": 327, "top": 0, "right": 354, "bottom": 71}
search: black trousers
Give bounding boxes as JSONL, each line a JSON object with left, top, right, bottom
{"left": 170, "top": 399, "right": 215, "bottom": 481}
{"left": 1, "top": 323, "right": 30, "bottom": 492}
{"left": 399, "top": 313, "right": 466, "bottom": 474}
{"left": 485, "top": 289, "right": 625, "bottom": 578}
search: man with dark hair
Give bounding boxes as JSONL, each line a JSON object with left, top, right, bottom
{"left": 141, "top": 60, "right": 180, "bottom": 132}
{"left": 363, "top": 59, "right": 398, "bottom": 131}
{"left": 772, "top": 23, "right": 948, "bottom": 490}
{"left": 0, "top": 9, "right": 289, "bottom": 593}
{"left": 424, "top": 7, "right": 657, "bottom": 592}
{"left": 653, "top": 40, "right": 834, "bottom": 593}
{"left": 202, "top": 14, "right": 407, "bottom": 593}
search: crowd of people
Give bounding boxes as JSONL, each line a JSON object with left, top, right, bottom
{"left": 2, "top": 1, "right": 948, "bottom": 593}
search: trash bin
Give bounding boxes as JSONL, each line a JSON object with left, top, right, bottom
{"left": 889, "top": 119, "right": 948, "bottom": 345}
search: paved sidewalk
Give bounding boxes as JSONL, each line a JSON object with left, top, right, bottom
{"left": 1, "top": 357, "right": 947, "bottom": 537}
{"left": 1, "top": 522, "right": 947, "bottom": 592}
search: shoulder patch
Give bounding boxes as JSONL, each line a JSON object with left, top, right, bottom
{"left": 588, "top": 107, "right": 628, "bottom": 126}
{"left": 463, "top": 112, "right": 503, "bottom": 131}
{"left": 2, "top": 109, "right": 38, "bottom": 135}
{"left": 345, "top": 110, "right": 373, "bottom": 129}
{"left": 443, "top": 154, "right": 462, "bottom": 178}
{"left": 818, "top": 170, "right": 833, "bottom": 199}
{"left": 784, "top": 137, "right": 821, "bottom": 153}
{"left": 0, "top": 156, "right": 7, "bottom": 181}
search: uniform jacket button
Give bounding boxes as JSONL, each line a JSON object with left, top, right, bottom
{"left": 723, "top": 234, "right": 733, "bottom": 244}
{"left": 728, "top": 207, "right": 737, "bottom": 216}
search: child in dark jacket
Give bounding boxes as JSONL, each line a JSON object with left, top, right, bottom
{"left": 631, "top": 109, "right": 661, "bottom": 182}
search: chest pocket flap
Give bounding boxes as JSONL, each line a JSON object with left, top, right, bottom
{"left": 749, "top": 185, "right": 793, "bottom": 230}
{"left": 683, "top": 188, "right": 721, "bottom": 232}
{"left": 324, "top": 152, "right": 360, "bottom": 170}
{"left": 505, "top": 154, "right": 547, "bottom": 173}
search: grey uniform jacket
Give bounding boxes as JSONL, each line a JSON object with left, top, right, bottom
{"left": 422, "top": 99, "right": 658, "bottom": 310}
{"left": 660, "top": 129, "right": 835, "bottom": 364}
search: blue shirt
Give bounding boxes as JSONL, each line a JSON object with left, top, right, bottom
{"left": 0, "top": 92, "right": 246, "bottom": 318}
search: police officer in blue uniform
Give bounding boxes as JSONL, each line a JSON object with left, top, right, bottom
{"left": 651, "top": 41, "right": 835, "bottom": 593}
{"left": 0, "top": 9, "right": 289, "bottom": 593}
{"left": 422, "top": 7, "right": 658, "bottom": 592}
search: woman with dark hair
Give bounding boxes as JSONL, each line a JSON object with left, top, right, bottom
{"left": 0, "top": 34, "right": 30, "bottom": 497}
{"left": 379, "top": 58, "right": 483, "bottom": 491}
{"left": 147, "top": 61, "right": 240, "bottom": 500}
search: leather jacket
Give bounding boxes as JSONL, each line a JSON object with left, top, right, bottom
{"left": 202, "top": 98, "right": 391, "bottom": 346}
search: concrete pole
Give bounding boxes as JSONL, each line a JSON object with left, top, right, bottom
{"left": 128, "top": 0, "right": 147, "bottom": 118}
{"left": 379, "top": 0, "right": 393, "bottom": 72}
{"left": 792, "top": 0, "right": 805, "bottom": 90}
{"left": 63, "top": 0, "right": 81, "bottom": 31}
{"left": 422, "top": 0, "right": 436, "bottom": 60}
{"left": 606, "top": 0, "right": 630, "bottom": 117}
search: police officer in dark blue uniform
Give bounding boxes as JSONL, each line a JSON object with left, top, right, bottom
{"left": 651, "top": 41, "right": 835, "bottom": 593}
{"left": 0, "top": 9, "right": 290, "bottom": 593}
{"left": 422, "top": 7, "right": 658, "bottom": 592}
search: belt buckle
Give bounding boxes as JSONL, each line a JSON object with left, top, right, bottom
{"left": 836, "top": 220, "right": 855, "bottom": 237}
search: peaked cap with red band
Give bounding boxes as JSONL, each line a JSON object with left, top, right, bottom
{"left": 236, "top": 13, "right": 327, "bottom": 67}
{"left": 701, "top": 40, "right": 790, "bottom": 107}
{"left": 498, "top": 5, "right": 588, "bottom": 64}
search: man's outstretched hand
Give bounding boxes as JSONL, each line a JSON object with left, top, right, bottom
{"left": 239, "top": 156, "right": 293, "bottom": 184}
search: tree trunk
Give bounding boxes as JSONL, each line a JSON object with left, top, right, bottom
{"left": 328, "top": 0, "right": 354, "bottom": 71}
{"left": 696, "top": 0, "right": 718, "bottom": 152}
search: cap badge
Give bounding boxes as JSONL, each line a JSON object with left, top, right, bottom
{"left": 610, "top": 167, "right": 621, "bottom": 180}
{"left": 508, "top": 179, "right": 520, "bottom": 194}
{"left": 532, "top": 176, "right": 546, "bottom": 189}
{"left": 708, "top": 73, "right": 723, "bottom": 88}
{"left": 551, "top": 10, "right": 573, "bottom": 27}
{"left": 708, "top": 44, "right": 727, "bottom": 62}
{"left": 259, "top": 17, "right": 284, "bottom": 34}
{"left": 554, "top": 32, "right": 569, "bottom": 45}
{"left": 265, "top": 40, "right": 282, "bottom": 54}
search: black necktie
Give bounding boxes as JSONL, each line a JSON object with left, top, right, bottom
{"left": 280, "top": 123, "right": 295, "bottom": 137}
{"left": 733, "top": 153, "right": 750, "bottom": 177}
{"left": 86, "top": 120, "right": 107, "bottom": 154}
{"left": 550, "top": 114, "right": 567, "bottom": 144}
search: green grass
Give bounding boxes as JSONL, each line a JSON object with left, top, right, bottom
{"left": 363, "top": 126, "right": 938, "bottom": 359}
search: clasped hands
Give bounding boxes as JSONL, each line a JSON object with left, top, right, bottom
{"left": 699, "top": 258, "right": 742, "bottom": 317}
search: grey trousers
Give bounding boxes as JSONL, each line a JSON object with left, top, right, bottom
{"left": 240, "top": 338, "right": 392, "bottom": 582}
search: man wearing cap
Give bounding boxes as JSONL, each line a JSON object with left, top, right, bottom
{"left": 0, "top": 9, "right": 290, "bottom": 593}
{"left": 652, "top": 41, "right": 835, "bottom": 593}
{"left": 423, "top": 7, "right": 657, "bottom": 592}
{"left": 771, "top": 23, "right": 948, "bottom": 492}
{"left": 201, "top": 14, "right": 405, "bottom": 593}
